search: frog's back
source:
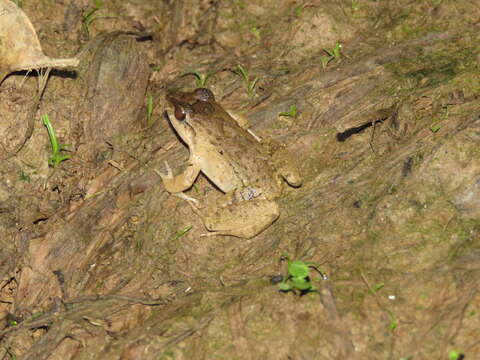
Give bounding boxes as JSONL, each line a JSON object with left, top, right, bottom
{"left": 218, "top": 120, "right": 282, "bottom": 197}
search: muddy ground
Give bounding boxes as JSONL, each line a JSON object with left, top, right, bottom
{"left": 0, "top": 0, "right": 479, "bottom": 359}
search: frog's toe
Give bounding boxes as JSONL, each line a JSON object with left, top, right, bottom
{"left": 154, "top": 161, "right": 173, "bottom": 180}
{"left": 175, "top": 192, "right": 199, "bottom": 204}
{"left": 163, "top": 161, "right": 173, "bottom": 178}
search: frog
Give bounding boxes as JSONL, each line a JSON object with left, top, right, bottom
{"left": 159, "top": 87, "right": 302, "bottom": 238}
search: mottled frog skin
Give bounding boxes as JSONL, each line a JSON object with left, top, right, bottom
{"left": 159, "top": 88, "right": 301, "bottom": 238}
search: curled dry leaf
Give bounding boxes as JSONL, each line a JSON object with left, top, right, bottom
{"left": 0, "top": 0, "right": 79, "bottom": 84}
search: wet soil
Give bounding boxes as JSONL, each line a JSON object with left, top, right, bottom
{"left": 0, "top": 0, "right": 479, "bottom": 359}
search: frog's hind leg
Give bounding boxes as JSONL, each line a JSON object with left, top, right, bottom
{"left": 199, "top": 199, "right": 280, "bottom": 239}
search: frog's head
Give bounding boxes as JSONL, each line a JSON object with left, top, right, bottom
{"left": 165, "top": 88, "right": 216, "bottom": 143}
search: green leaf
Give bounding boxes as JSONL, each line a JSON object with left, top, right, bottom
{"left": 448, "top": 350, "right": 463, "bottom": 360}
{"left": 372, "top": 282, "right": 384, "bottom": 292}
{"left": 235, "top": 65, "right": 249, "bottom": 82}
{"left": 430, "top": 124, "right": 441, "bottom": 133}
{"left": 291, "top": 278, "right": 312, "bottom": 291}
{"left": 42, "top": 115, "right": 71, "bottom": 168}
{"left": 146, "top": 95, "right": 154, "bottom": 126}
{"left": 288, "top": 260, "right": 310, "bottom": 278}
{"left": 278, "top": 282, "right": 292, "bottom": 291}
{"left": 279, "top": 105, "right": 298, "bottom": 118}
{"left": 170, "top": 225, "right": 192, "bottom": 241}
{"left": 250, "top": 27, "right": 261, "bottom": 40}
{"left": 182, "top": 70, "right": 209, "bottom": 87}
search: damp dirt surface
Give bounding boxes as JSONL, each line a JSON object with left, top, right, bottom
{"left": 0, "top": 1, "right": 479, "bottom": 359}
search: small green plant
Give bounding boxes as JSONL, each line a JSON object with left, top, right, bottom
{"left": 321, "top": 41, "right": 343, "bottom": 70}
{"left": 146, "top": 95, "right": 154, "bottom": 126}
{"left": 320, "top": 55, "right": 332, "bottom": 70}
{"left": 19, "top": 171, "right": 30, "bottom": 182}
{"left": 430, "top": 105, "right": 449, "bottom": 133}
{"left": 320, "top": 41, "right": 342, "bottom": 70}
{"left": 182, "top": 70, "right": 210, "bottom": 87}
{"left": 42, "top": 115, "right": 71, "bottom": 168}
{"left": 278, "top": 104, "right": 298, "bottom": 118}
{"left": 430, "top": 123, "right": 441, "bottom": 133}
{"left": 234, "top": 65, "right": 259, "bottom": 98}
{"left": 350, "top": 0, "right": 360, "bottom": 13}
{"left": 448, "top": 350, "right": 464, "bottom": 360}
{"left": 82, "top": 0, "right": 103, "bottom": 38}
{"left": 278, "top": 254, "right": 326, "bottom": 295}
{"left": 250, "top": 26, "right": 261, "bottom": 40}
{"left": 170, "top": 225, "right": 192, "bottom": 242}
{"left": 324, "top": 41, "right": 342, "bottom": 60}
{"left": 234, "top": 0, "right": 246, "bottom": 10}
{"left": 294, "top": 6, "right": 302, "bottom": 17}
{"left": 372, "top": 282, "right": 384, "bottom": 292}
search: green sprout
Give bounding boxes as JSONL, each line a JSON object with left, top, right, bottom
{"left": 430, "top": 124, "right": 441, "bottom": 133}
{"left": 320, "top": 55, "right": 332, "bottom": 70}
{"left": 250, "top": 27, "right": 261, "bottom": 41}
{"left": 321, "top": 41, "right": 343, "bottom": 69}
{"left": 278, "top": 104, "right": 298, "bottom": 118}
{"left": 170, "top": 225, "right": 192, "bottom": 242}
{"left": 278, "top": 254, "right": 326, "bottom": 295}
{"left": 235, "top": 1, "right": 246, "bottom": 10}
{"left": 42, "top": 115, "right": 71, "bottom": 168}
{"left": 19, "top": 171, "right": 30, "bottom": 182}
{"left": 294, "top": 6, "right": 302, "bottom": 18}
{"left": 234, "top": 65, "right": 259, "bottom": 98}
{"left": 324, "top": 41, "right": 342, "bottom": 60}
{"left": 350, "top": 0, "right": 360, "bottom": 13}
{"left": 82, "top": 0, "right": 103, "bottom": 38}
{"left": 372, "top": 282, "right": 384, "bottom": 292}
{"left": 182, "top": 70, "right": 210, "bottom": 87}
{"left": 320, "top": 41, "right": 342, "bottom": 71}
{"left": 146, "top": 95, "right": 154, "bottom": 126}
{"left": 448, "top": 350, "right": 464, "bottom": 360}
{"left": 430, "top": 105, "right": 449, "bottom": 133}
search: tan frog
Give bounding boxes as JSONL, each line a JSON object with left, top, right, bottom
{"left": 159, "top": 88, "right": 302, "bottom": 238}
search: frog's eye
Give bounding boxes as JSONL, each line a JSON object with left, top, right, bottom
{"left": 174, "top": 105, "right": 186, "bottom": 121}
{"left": 194, "top": 88, "right": 215, "bottom": 102}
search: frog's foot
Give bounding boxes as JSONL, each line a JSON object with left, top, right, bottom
{"left": 198, "top": 199, "right": 280, "bottom": 239}
{"left": 153, "top": 162, "right": 199, "bottom": 204}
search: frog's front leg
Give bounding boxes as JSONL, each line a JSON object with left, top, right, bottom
{"left": 194, "top": 197, "right": 280, "bottom": 239}
{"left": 157, "top": 161, "right": 201, "bottom": 194}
